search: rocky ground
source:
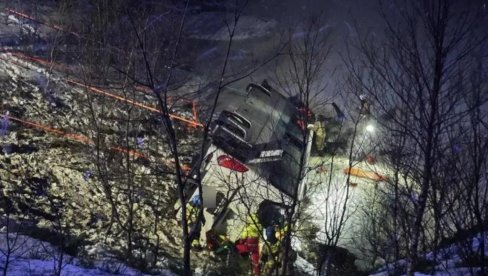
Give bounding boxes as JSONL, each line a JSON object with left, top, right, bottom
{"left": 0, "top": 5, "right": 220, "bottom": 274}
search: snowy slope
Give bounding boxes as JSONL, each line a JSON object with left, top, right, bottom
{"left": 0, "top": 231, "right": 177, "bottom": 276}
{"left": 370, "top": 232, "right": 488, "bottom": 276}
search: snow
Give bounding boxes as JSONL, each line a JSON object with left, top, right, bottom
{"left": 370, "top": 232, "right": 488, "bottom": 276}
{"left": 0, "top": 7, "right": 195, "bottom": 275}
{"left": 3, "top": 258, "right": 136, "bottom": 276}
{"left": 2, "top": 2, "right": 485, "bottom": 275}
{"left": 294, "top": 255, "right": 316, "bottom": 275}
{"left": 0, "top": 232, "right": 179, "bottom": 276}
{"left": 471, "top": 232, "right": 488, "bottom": 254}
{"left": 304, "top": 149, "right": 391, "bottom": 246}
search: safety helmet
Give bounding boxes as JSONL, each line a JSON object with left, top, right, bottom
{"left": 359, "top": 94, "right": 367, "bottom": 101}
{"left": 190, "top": 195, "right": 202, "bottom": 207}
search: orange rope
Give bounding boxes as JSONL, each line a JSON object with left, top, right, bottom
{"left": 6, "top": 47, "right": 203, "bottom": 128}
{"left": 3, "top": 110, "right": 198, "bottom": 171}
{"left": 4, "top": 114, "right": 148, "bottom": 158}
{"left": 63, "top": 133, "right": 94, "bottom": 145}
{"left": 67, "top": 80, "right": 203, "bottom": 128}
{"left": 7, "top": 114, "right": 193, "bottom": 170}
{"left": 135, "top": 86, "right": 201, "bottom": 127}
{"left": 7, "top": 115, "right": 65, "bottom": 136}
{"left": 191, "top": 101, "right": 200, "bottom": 127}
{"left": 10, "top": 52, "right": 69, "bottom": 71}
{"left": 111, "top": 146, "right": 145, "bottom": 159}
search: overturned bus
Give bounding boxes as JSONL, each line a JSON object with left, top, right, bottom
{"left": 184, "top": 81, "right": 314, "bottom": 244}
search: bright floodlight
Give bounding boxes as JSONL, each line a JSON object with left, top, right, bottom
{"left": 366, "top": 124, "right": 375, "bottom": 133}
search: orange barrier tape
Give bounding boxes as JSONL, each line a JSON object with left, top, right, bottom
{"left": 4, "top": 113, "right": 195, "bottom": 172}
{"left": 111, "top": 146, "right": 145, "bottom": 159}
{"left": 192, "top": 101, "right": 199, "bottom": 126}
{"left": 7, "top": 115, "right": 65, "bottom": 136}
{"left": 63, "top": 133, "right": 94, "bottom": 145}
{"left": 343, "top": 167, "right": 388, "bottom": 182}
{"left": 136, "top": 85, "right": 199, "bottom": 127}
{"left": 4, "top": 7, "right": 201, "bottom": 126}
{"left": 4, "top": 114, "right": 149, "bottom": 158}
{"left": 10, "top": 52, "right": 69, "bottom": 71}
{"left": 67, "top": 80, "right": 203, "bottom": 128}
{"left": 6, "top": 48, "right": 202, "bottom": 128}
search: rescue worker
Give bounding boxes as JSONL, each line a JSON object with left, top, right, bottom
{"left": 206, "top": 230, "right": 234, "bottom": 254}
{"left": 260, "top": 224, "right": 296, "bottom": 275}
{"left": 235, "top": 214, "right": 262, "bottom": 275}
{"left": 261, "top": 225, "right": 281, "bottom": 275}
{"left": 308, "top": 114, "right": 326, "bottom": 156}
{"left": 186, "top": 195, "right": 204, "bottom": 249}
{"left": 359, "top": 94, "right": 371, "bottom": 117}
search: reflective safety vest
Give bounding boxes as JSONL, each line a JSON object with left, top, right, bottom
{"left": 261, "top": 241, "right": 282, "bottom": 276}
{"left": 275, "top": 224, "right": 289, "bottom": 241}
{"left": 240, "top": 214, "right": 261, "bottom": 239}
{"left": 313, "top": 121, "right": 326, "bottom": 151}
{"left": 262, "top": 241, "right": 281, "bottom": 258}
{"left": 314, "top": 121, "right": 325, "bottom": 137}
{"left": 186, "top": 204, "right": 199, "bottom": 224}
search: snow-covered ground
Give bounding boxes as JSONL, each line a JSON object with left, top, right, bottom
{"left": 0, "top": 4, "right": 295, "bottom": 274}
{"left": 303, "top": 150, "right": 392, "bottom": 269}
{"left": 3, "top": 2, "right": 485, "bottom": 276}
{"left": 0, "top": 230, "right": 178, "bottom": 276}
{"left": 302, "top": 121, "right": 488, "bottom": 275}
{"left": 371, "top": 232, "right": 488, "bottom": 276}
{"left": 0, "top": 7, "right": 198, "bottom": 275}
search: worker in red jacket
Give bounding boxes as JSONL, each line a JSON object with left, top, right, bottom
{"left": 235, "top": 214, "right": 262, "bottom": 275}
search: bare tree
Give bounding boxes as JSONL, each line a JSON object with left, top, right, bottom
{"left": 440, "top": 54, "right": 488, "bottom": 274}
{"left": 95, "top": 1, "right": 280, "bottom": 274}
{"left": 345, "top": 0, "right": 488, "bottom": 274}
{"left": 268, "top": 15, "right": 367, "bottom": 275}
{"left": 0, "top": 181, "right": 30, "bottom": 276}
